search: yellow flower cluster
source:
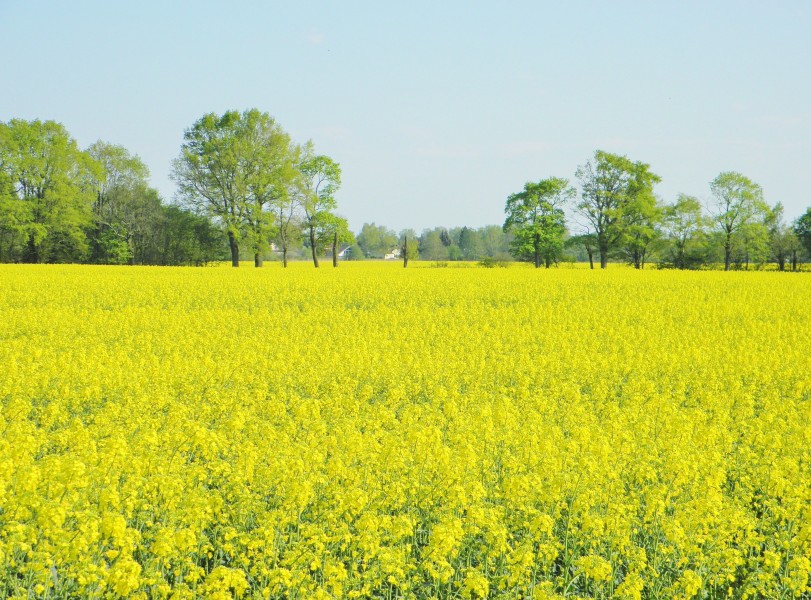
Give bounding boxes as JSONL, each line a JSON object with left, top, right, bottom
{"left": 0, "top": 262, "right": 810, "bottom": 599}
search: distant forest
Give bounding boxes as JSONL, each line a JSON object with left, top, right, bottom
{"left": 2, "top": 112, "right": 810, "bottom": 270}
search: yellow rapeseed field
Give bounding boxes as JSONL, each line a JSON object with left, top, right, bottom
{"left": 1, "top": 263, "right": 810, "bottom": 599}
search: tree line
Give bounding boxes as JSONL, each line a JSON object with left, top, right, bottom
{"left": 352, "top": 223, "right": 512, "bottom": 262}
{"left": 503, "top": 150, "right": 811, "bottom": 271}
{"left": 171, "top": 109, "right": 351, "bottom": 268}
{"left": 0, "top": 111, "right": 352, "bottom": 268}
{"left": 0, "top": 120, "right": 224, "bottom": 265}
{"left": 1, "top": 112, "right": 810, "bottom": 269}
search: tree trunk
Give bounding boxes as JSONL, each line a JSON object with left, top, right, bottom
{"left": 227, "top": 231, "right": 239, "bottom": 267}
{"left": 403, "top": 236, "right": 409, "bottom": 268}
{"left": 309, "top": 226, "right": 319, "bottom": 268}
{"left": 599, "top": 238, "right": 608, "bottom": 269}
{"left": 255, "top": 253, "right": 263, "bottom": 268}
{"left": 724, "top": 236, "right": 731, "bottom": 271}
{"left": 791, "top": 250, "right": 797, "bottom": 272}
{"left": 25, "top": 232, "right": 40, "bottom": 264}
{"left": 534, "top": 235, "right": 540, "bottom": 268}
{"left": 332, "top": 231, "right": 338, "bottom": 267}
{"left": 777, "top": 255, "right": 785, "bottom": 271}
{"left": 282, "top": 245, "right": 288, "bottom": 268}
{"left": 586, "top": 247, "right": 594, "bottom": 270}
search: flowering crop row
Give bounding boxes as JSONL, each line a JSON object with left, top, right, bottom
{"left": 0, "top": 263, "right": 809, "bottom": 599}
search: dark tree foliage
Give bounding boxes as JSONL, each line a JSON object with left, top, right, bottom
{"left": 796, "top": 208, "right": 811, "bottom": 257}
{"left": 152, "top": 205, "right": 228, "bottom": 266}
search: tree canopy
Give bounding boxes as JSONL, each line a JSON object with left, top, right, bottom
{"left": 298, "top": 145, "right": 342, "bottom": 268}
{"left": 0, "top": 119, "right": 98, "bottom": 263}
{"left": 0, "top": 118, "right": 226, "bottom": 265}
{"left": 575, "top": 150, "right": 661, "bottom": 269}
{"left": 504, "top": 178, "right": 572, "bottom": 268}
{"left": 709, "top": 171, "right": 767, "bottom": 271}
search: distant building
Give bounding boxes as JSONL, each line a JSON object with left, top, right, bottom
{"left": 326, "top": 244, "right": 353, "bottom": 259}
{"left": 384, "top": 248, "right": 402, "bottom": 260}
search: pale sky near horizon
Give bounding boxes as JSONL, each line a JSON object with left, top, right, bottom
{"left": 1, "top": 1, "right": 809, "bottom": 232}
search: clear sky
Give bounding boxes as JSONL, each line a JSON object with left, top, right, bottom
{"left": 1, "top": 1, "right": 809, "bottom": 231}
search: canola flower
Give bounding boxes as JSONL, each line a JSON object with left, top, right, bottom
{"left": 0, "top": 262, "right": 810, "bottom": 599}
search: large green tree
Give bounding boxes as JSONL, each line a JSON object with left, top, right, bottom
{"left": 575, "top": 150, "right": 661, "bottom": 268}
{"left": 172, "top": 110, "right": 252, "bottom": 266}
{"left": 0, "top": 119, "right": 99, "bottom": 263}
{"left": 621, "top": 201, "right": 662, "bottom": 269}
{"left": 87, "top": 141, "right": 158, "bottom": 264}
{"left": 503, "top": 177, "right": 572, "bottom": 268}
{"left": 297, "top": 144, "right": 342, "bottom": 268}
{"left": 709, "top": 171, "right": 767, "bottom": 271}
{"left": 662, "top": 194, "right": 706, "bottom": 269}
{"left": 173, "top": 109, "right": 301, "bottom": 267}
{"left": 242, "top": 112, "right": 297, "bottom": 267}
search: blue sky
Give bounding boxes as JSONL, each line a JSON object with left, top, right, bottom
{"left": 1, "top": 1, "right": 809, "bottom": 231}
